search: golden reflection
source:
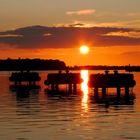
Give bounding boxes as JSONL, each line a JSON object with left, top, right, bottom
{"left": 81, "top": 70, "right": 89, "bottom": 112}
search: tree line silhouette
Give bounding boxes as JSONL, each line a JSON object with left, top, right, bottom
{"left": 68, "top": 65, "right": 140, "bottom": 71}
{"left": 0, "top": 58, "right": 66, "bottom": 71}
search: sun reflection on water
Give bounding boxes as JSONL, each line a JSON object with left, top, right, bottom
{"left": 81, "top": 70, "right": 89, "bottom": 112}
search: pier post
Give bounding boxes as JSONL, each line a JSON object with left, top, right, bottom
{"left": 102, "top": 87, "right": 106, "bottom": 99}
{"left": 29, "top": 81, "right": 32, "bottom": 86}
{"left": 94, "top": 87, "right": 99, "bottom": 99}
{"left": 51, "top": 84, "right": 55, "bottom": 91}
{"left": 33, "top": 81, "right": 36, "bottom": 86}
{"left": 125, "top": 87, "right": 130, "bottom": 100}
{"left": 117, "top": 87, "right": 121, "bottom": 100}
{"left": 18, "top": 81, "right": 21, "bottom": 86}
{"left": 55, "top": 84, "right": 59, "bottom": 92}
{"left": 15, "top": 81, "right": 17, "bottom": 86}
{"left": 73, "top": 83, "right": 77, "bottom": 93}
{"left": 68, "top": 84, "right": 72, "bottom": 93}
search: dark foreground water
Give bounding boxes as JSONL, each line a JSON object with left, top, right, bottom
{"left": 0, "top": 71, "right": 140, "bottom": 140}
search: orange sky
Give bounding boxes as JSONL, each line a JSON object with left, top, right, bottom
{"left": 0, "top": 44, "right": 140, "bottom": 66}
{"left": 0, "top": 0, "right": 140, "bottom": 66}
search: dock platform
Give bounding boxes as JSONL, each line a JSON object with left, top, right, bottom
{"left": 89, "top": 70, "right": 136, "bottom": 100}
{"left": 44, "top": 70, "right": 136, "bottom": 102}
{"left": 44, "top": 71, "right": 82, "bottom": 92}
{"left": 9, "top": 71, "right": 41, "bottom": 86}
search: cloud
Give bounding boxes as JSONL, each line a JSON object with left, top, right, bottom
{"left": 43, "top": 33, "right": 52, "bottom": 37}
{"left": 57, "top": 20, "right": 140, "bottom": 28}
{"left": 0, "top": 34, "right": 23, "bottom": 37}
{"left": 104, "top": 31, "right": 140, "bottom": 38}
{"left": 66, "top": 9, "right": 95, "bottom": 16}
{"left": 57, "top": 21, "right": 94, "bottom": 28}
{"left": 0, "top": 25, "right": 140, "bottom": 50}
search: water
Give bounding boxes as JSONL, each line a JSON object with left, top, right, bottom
{"left": 0, "top": 71, "right": 140, "bottom": 140}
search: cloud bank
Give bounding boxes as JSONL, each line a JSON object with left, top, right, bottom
{"left": 0, "top": 25, "right": 140, "bottom": 49}
{"left": 104, "top": 31, "right": 140, "bottom": 38}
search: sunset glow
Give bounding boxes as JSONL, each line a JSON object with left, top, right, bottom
{"left": 0, "top": 0, "right": 139, "bottom": 66}
{"left": 80, "top": 45, "right": 90, "bottom": 54}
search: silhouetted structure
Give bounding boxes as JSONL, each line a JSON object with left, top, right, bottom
{"left": 9, "top": 71, "right": 41, "bottom": 87}
{"left": 68, "top": 65, "right": 126, "bottom": 70}
{"left": 89, "top": 70, "right": 136, "bottom": 101}
{"left": 68, "top": 65, "right": 140, "bottom": 71}
{"left": 44, "top": 70, "right": 82, "bottom": 93}
{"left": 125, "top": 64, "right": 140, "bottom": 72}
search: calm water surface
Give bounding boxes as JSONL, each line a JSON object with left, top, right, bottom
{"left": 0, "top": 71, "right": 140, "bottom": 140}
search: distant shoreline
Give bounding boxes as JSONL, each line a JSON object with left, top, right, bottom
{"left": 0, "top": 58, "right": 140, "bottom": 72}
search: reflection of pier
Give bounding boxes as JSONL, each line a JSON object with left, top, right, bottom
{"left": 44, "top": 71, "right": 82, "bottom": 93}
{"left": 9, "top": 71, "right": 41, "bottom": 87}
{"left": 10, "top": 85, "right": 40, "bottom": 100}
{"left": 89, "top": 70, "right": 136, "bottom": 102}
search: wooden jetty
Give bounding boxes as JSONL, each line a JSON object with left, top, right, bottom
{"left": 88, "top": 70, "right": 136, "bottom": 100}
{"left": 9, "top": 71, "right": 41, "bottom": 87}
{"left": 44, "top": 70, "right": 136, "bottom": 98}
{"left": 44, "top": 71, "right": 82, "bottom": 93}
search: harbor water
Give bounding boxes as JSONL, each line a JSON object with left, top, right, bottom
{"left": 0, "top": 70, "right": 140, "bottom": 140}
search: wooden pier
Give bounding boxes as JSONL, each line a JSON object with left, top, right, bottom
{"left": 44, "top": 70, "right": 136, "bottom": 98}
{"left": 9, "top": 71, "right": 41, "bottom": 87}
{"left": 44, "top": 71, "right": 82, "bottom": 93}
{"left": 88, "top": 70, "right": 136, "bottom": 100}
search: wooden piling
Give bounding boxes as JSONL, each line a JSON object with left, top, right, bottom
{"left": 117, "top": 87, "right": 121, "bottom": 99}
{"left": 94, "top": 87, "right": 99, "bottom": 99}
{"left": 73, "top": 84, "right": 77, "bottom": 93}
{"left": 68, "top": 84, "right": 72, "bottom": 93}
{"left": 125, "top": 87, "right": 130, "bottom": 99}
{"left": 55, "top": 84, "right": 59, "bottom": 92}
{"left": 51, "top": 84, "right": 55, "bottom": 91}
{"left": 102, "top": 87, "right": 106, "bottom": 99}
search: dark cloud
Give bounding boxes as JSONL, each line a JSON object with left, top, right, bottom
{"left": 0, "top": 25, "right": 140, "bottom": 49}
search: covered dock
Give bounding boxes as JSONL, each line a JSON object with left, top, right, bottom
{"left": 44, "top": 71, "right": 82, "bottom": 93}
{"left": 9, "top": 71, "right": 41, "bottom": 86}
{"left": 89, "top": 70, "right": 136, "bottom": 100}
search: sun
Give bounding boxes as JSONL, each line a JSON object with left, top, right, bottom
{"left": 80, "top": 45, "right": 89, "bottom": 54}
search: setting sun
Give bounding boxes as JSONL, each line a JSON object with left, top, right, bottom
{"left": 80, "top": 45, "right": 89, "bottom": 54}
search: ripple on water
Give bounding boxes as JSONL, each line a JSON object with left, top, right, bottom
{"left": 0, "top": 72, "right": 140, "bottom": 140}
